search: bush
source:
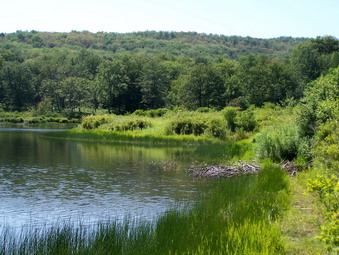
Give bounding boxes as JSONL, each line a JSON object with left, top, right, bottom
{"left": 308, "top": 173, "right": 339, "bottom": 252}
{"left": 222, "top": 107, "right": 238, "bottom": 131}
{"left": 313, "top": 120, "right": 339, "bottom": 170}
{"left": 206, "top": 118, "right": 227, "bottom": 139}
{"left": 235, "top": 109, "right": 257, "bottom": 132}
{"left": 110, "top": 119, "right": 152, "bottom": 131}
{"left": 167, "top": 117, "right": 208, "bottom": 136}
{"left": 82, "top": 115, "right": 110, "bottom": 129}
{"left": 255, "top": 124, "right": 311, "bottom": 162}
{"left": 298, "top": 67, "right": 339, "bottom": 137}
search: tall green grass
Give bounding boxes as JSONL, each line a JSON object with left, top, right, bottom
{"left": 0, "top": 164, "right": 290, "bottom": 254}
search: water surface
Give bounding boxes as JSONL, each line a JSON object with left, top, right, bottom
{"left": 0, "top": 129, "right": 209, "bottom": 228}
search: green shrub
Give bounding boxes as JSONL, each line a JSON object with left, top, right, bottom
{"left": 110, "top": 119, "right": 152, "bottom": 131}
{"left": 235, "top": 109, "right": 257, "bottom": 132}
{"left": 255, "top": 124, "right": 311, "bottom": 162}
{"left": 167, "top": 117, "right": 208, "bottom": 136}
{"left": 313, "top": 120, "right": 339, "bottom": 170}
{"left": 298, "top": 67, "right": 339, "bottom": 137}
{"left": 133, "top": 109, "right": 145, "bottom": 116}
{"left": 82, "top": 115, "right": 110, "bottom": 129}
{"left": 206, "top": 118, "right": 227, "bottom": 139}
{"left": 222, "top": 107, "right": 238, "bottom": 131}
{"left": 308, "top": 173, "right": 339, "bottom": 252}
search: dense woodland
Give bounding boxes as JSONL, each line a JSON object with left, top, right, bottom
{"left": 0, "top": 31, "right": 337, "bottom": 115}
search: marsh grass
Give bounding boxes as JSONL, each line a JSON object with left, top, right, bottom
{"left": 1, "top": 164, "right": 290, "bottom": 255}
{"left": 45, "top": 129, "right": 215, "bottom": 146}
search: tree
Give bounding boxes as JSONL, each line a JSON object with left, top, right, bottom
{"left": 59, "top": 77, "right": 91, "bottom": 112}
{"left": 140, "top": 59, "right": 172, "bottom": 109}
{"left": 298, "top": 67, "right": 339, "bottom": 137}
{"left": 176, "top": 64, "right": 225, "bottom": 110}
{"left": 235, "top": 54, "right": 297, "bottom": 106}
{"left": 96, "top": 60, "right": 129, "bottom": 113}
{"left": 0, "top": 62, "right": 35, "bottom": 111}
{"left": 291, "top": 37, "right": 339, "bottom": 86}
{"left": 215, "top": 59, "right": 239, "bottom": 105}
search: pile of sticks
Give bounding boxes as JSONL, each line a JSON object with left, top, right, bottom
{"left": 188, "top": 161, "right": 260, "bottom": 178}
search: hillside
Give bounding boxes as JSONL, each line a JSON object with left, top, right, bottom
{"left": 0, "top": 30, "right": 308, "bottom": 60}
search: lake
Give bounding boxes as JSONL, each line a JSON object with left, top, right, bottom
{"left": 0, "top": 128, "right": 210, "bottom": 229}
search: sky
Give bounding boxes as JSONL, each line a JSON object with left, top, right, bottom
{"left": 1, "top": 0, "right": 338, "bottom": 38}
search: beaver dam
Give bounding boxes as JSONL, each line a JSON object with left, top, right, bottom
{"left": 188, "top": 161, "right": 260, "bottom": 178}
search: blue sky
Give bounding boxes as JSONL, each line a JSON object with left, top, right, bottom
{"left": 1, "top": 0, "right": 338, "bottom": 38}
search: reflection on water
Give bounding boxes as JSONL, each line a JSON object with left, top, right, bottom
{"left": 0, "top": 129, "right": 208, "bottom": 228}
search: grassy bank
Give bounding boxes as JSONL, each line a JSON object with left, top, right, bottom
{"left": 0, "top": 110, "right": 81, "bottom": 124}
{"left": 0, "top": 163, "right": 289, "bottom": 255}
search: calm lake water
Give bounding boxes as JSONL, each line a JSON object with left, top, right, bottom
{"left": 0, "top": 128, "right": 210, "bottom": 229}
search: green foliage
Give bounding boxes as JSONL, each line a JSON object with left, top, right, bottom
{"left": 235, "top": 109, "right": 257, "bottom": 132}
{"left": 308, "top": 174, "right": 339, "bottom": 252}
{"left": 133, "top": 108, "right": 168, "bottom": 117}
{"left": 313, "top": 120, "right": 339, "bottom": 170}
{"left": 0, "top": 32, "right": 337, "bottom": 115}
{"left": 292, "top": 36, "right": 339, "bottom": 85}
{"left": 196, "top": 107, "right": 214, "bottom": 113}
{"left": 35, "top": 97, "right": 54, "bottom": 115}
{"left": 81, "top": 115, "right": 111, "bottom": 129}
{"left": 167, "top": 116, "right": 209, "bottom": 136}
{"left": 255, "top": 124, "right": 311, "bottom": 162}
{"left": 298, "top": 67, "right": 339, "bottom": 136}
{"left": 222, "top": 106, "right": 238, "bottom": 131}
{"left": 175, "top": 64, "right": 225, "bottom": 110}
{"left": 205, "top": 117, "right": 228, "bottom": 140}
{"left": 109, "top": 118, "right": 152, "bottom": 132}
{"left": 234, "top": 54, "right": 299, "bottom": 107}
{"left": 222, "top": 107, "right": 257, "bottom": 132}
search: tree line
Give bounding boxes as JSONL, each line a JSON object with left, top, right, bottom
{"left": 0, "top": 34, "right": 338, "bottom": 115}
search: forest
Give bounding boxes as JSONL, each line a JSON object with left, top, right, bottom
{"left": 1, "top": 31, "right": 337, "bottom": 115}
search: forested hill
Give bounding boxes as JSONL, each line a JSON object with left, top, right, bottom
{"left": 0, "top": 31, "right": 338, "bottom": 115}
{"left": 0, "top": 31, "right": 308, "bottom": 60}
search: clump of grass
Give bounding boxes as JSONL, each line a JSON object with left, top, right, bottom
{"left": 254, "top": 124, "right": 311, "bottom": 162}
{"left": 45, "top": 129, "right": 213, "bottom": 146}
{"left": 81, "top": 115, "right": 112, "bottom": 129}
{"left": 106, "top": 118, "right": 152, "bottom": 132}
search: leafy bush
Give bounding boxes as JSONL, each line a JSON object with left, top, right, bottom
{"left": 235, "top": 109, "right": 257, "bottom": 132}
{"left": 308, "top": 174, "right": 339, "bottom": 252}
{"left": 255, "top": 124, "right": 311, "bottom": 162}
{"left": 222, "top": 107, "right": 238, "bottom": 131}
{"left": 110, "top": 119, "right": 152, "bottom": 131}
{"left": 82, "top": 115, "right": 110, "bottom": 129}
{"left": 206, "top": 118, "right": 228, "bottom": 139}
{"left": 167, "top": 117, "right": 209, "bottom": 136}
{"left": 222, "top": 107, "right": 257, "bottom": 132}
{"left": 298, "top": 67, "right": 339, "bottom": 136}
{"left": 313, "top": 120, "right": 339, "bottom": 170}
